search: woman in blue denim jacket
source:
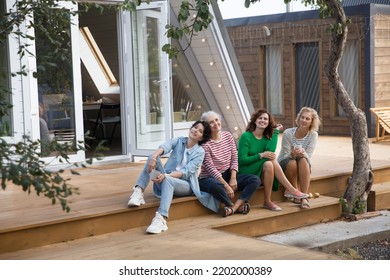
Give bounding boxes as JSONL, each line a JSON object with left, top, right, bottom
{"left": 128, "top": 120, "right": 219, "bottom": 234}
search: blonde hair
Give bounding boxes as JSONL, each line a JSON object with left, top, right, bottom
{"left": 295, "top": 107, "right": 321, "bottom": 132}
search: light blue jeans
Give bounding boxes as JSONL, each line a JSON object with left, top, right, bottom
{"left": 135, "top": 157, "right": 193, "bottom": 218}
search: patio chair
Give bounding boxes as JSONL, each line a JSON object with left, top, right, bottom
{"left": 370, "top": 107, "right": 390, "bottom": 143}
{"left": 89, "top": 103, "right": 121, "bottom": 145}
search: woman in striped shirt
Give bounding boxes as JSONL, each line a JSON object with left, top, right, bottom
{"left": 277, "top": 107, "right": 321, "bottom": 209}
{"left": 199, "top": 111, "right": 260, "bottom": 217}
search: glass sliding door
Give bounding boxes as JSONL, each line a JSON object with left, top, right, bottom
{"left": 132, "top": 2, "right": 170, "bottom": 152}
{"left": 34, "top": 1, "right": 84, "bottom": 160}
{"left": 35, "top": 7, "right": 75, "bottom": 155}
{"left": 78, "top": 5, "right": 122, "bottom": 158}
{"left": 0, "top": 1, "right": 11, "bottom": 137}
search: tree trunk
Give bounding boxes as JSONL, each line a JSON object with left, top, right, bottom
{"left": 324, "top": 0, "right": 373, "bottom": 216}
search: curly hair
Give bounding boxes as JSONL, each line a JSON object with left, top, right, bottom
{"left": 191, "top": 120, "right": 211, "bottom": 145}
{"left": 245, "top": 109, "right": 276, "bottom": 139}
{"left": 295, "top": 107, "right": 321, "bottom": 132}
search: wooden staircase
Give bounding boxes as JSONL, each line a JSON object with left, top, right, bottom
{"left": 1, "top": 156, "right": 389, "bottom": 259}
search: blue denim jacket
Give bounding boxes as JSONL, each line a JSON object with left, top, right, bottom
{"left": 154, "top": 136, "right": 220, "bottom": 213}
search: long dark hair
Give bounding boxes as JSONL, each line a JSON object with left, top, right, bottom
{"left": 191, "top": 120, "right": 211, "bottom": 145}
{"left": 245, "top": 109, "right": 276, "bottom": 139}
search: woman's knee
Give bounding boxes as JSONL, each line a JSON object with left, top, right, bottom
{"left": 286, "top": 160, "right": 298, "bottom": 173}
{"left": 161, "top": 177, "right": 175, "bottom": 192}
{"left": 263, "top": 161, "right": 274, "bottom": 173}
{"left": 298, "top": 157, "right": 310, "bottom": 167}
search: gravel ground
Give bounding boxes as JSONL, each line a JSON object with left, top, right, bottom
{"left": 333, "top": 238, "right": 390, "bottom": 260}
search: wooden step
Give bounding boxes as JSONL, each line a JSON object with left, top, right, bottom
{"left": 216, "top": 196, "right": 341, "bottom": 237}
{"left": 368, "top": 182, "right": 390, "bottom": 211}
{"left": 0, "top": 196, "right": 342, "bottom": 260}
{"left": 0, "top": 195, "right": 213, "bottom": 254}
{"left": 1, "top": 161, "right": 389, "bottom": 255}
{"left": 308, "top": 166, "right": 390, "bottom": 199}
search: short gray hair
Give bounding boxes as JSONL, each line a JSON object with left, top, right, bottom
{"left": 200, "top": 111, "right": 221, "bottom": 122}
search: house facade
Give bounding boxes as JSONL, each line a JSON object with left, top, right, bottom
{"left": 0, "top": 0, "right": 253, "bottom": 166}
{"left": 225, "top": 2, "right": 390, "bottom": 137}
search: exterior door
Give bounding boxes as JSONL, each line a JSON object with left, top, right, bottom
{"left": 131, "top": 1, "right": 171, "bottom": 155}
{"left": 33, "top": 1, "right": 85, "bottom": 162}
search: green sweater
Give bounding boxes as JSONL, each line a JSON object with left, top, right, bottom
{"left": 238, "top": 130, "right": 280, "bottom": 191}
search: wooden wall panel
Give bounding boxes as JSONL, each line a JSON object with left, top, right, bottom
{"left": 227, "top": 16, "right": 370, "bottom": 136}
{"left": 374, "top": 15, "right": 390, "bottom": 108}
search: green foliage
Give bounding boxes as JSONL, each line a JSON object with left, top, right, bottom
{"left": 339, "top": 196, "right": 349, "bottom": 213}
{"left": 335, "top": 248, "right": 362, "bottom": 260}
{"left": 353, "top": 196, "right": 366, "bottom": 214}
{"left": 339, "top": 196, "right": 366, "bottom": 215}
{"left": 0, "top": 88, "right": 13, "bottom": 119}
{"left": 164, "top": 0, "right": 214, "bottom": 58}
{"left": 78, "top": 0, "right": 143, "bottom": 13}
{"left": 0, "top": 136, "right": 87, "bottom": 212}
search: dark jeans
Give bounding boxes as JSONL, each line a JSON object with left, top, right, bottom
{"left": 199, "top": 170, "right": 260, "bottom": 206}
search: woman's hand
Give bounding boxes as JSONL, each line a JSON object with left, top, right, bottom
{"left": 261, "top": 151, "right": 276, "bottom": 160}
{"left": 291, "top": 146, "right": 305, "bottom": 158}
{"left": 147, "top": 148, "right": 163, "bottom": 172}
{"left": 224, "top": 184, "right": 235, "bottom": 199}
{"left": 151, "top": 173, "right": 166, "bottom": 183}
{"left": 147, "top": 158, "right": 157, "bottom": 173}
{"left": 229, "top": 177, "right": 238, "bottom": 191}
{"left": 275, "top": 123, "right": 283, "bottom": 131}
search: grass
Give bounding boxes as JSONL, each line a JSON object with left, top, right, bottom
{"left": 334, "top": 248, "right": 362, "bottom": 260}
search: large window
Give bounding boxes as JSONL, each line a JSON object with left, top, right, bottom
{"left": 295, "top": 42, "right": 320, "bottom": 114}
{"left": 336, "top": 40, "right": 360, "bottom": 117}
{"left": 0, "top": 1, "right": 12, "bottom": 137}
{"left": 264, "top": 45, "right": 282, "bottom": 115}
{"left": 35, "top": 8, "right": 75, "bottom": 152}
{"left": 171, "top": 39, "right": 211, "bottom": 124}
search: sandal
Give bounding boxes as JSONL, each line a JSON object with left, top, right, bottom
{"left": 263, "top": 202, "right": 282, "bottom": 211}
{"left": 300, "top": 198, "right": 310, "bottom": 209}
{"left": 293, "top": 198, "right": 301, "bottom": 204}
{"left": 284, "top": 190, "right": 309, "bottom": 199}
{"left": 236, "top": 202, "right": 251, "bottom": 214}
{"left": 222, "top": 206, "right": 234, "bottom": 217}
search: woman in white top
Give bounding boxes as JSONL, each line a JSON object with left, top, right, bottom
{"left": 277, "top": 107, "right": 321, "bottom": 209}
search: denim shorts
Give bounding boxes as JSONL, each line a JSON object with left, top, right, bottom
{"left": 279, "top": 156, "right": 311, "bottom": 173}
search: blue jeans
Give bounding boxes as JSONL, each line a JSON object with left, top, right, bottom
{"left": 199, "top": 170, "right": 260, "bottom": 206}
{"left": 135, "top": 157, "right": 192, "bottom": 218}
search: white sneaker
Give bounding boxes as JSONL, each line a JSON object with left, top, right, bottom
{"left": 146, "top": 212, "right": 168, "bottom": 234}
{"left": 127, "top": 186, "right": 145, "bottom": 207}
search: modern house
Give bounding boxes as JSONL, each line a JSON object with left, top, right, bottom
{"left": 0, "top": 0, "right": 253, "bottom": 167}
{"left": 224, "top": 0, "right": 390, "bottom": 137}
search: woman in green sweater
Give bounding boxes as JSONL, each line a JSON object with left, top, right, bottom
{"left": 238, "top": 109, "right": 308, "bottom": 211}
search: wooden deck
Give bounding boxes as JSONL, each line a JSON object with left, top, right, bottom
{"left": 0, "top": 136, "right": 389, "bottom": 259}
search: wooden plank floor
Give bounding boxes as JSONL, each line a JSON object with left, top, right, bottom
{"left": 0, "top": 136, "right": 389, "bottom": 259}
{"left": 0, "top": 201, "right": 341, "bottom": 260}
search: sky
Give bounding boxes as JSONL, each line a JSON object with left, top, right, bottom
{"left": 218, "top": 0, "right": 316, "bottom": 19}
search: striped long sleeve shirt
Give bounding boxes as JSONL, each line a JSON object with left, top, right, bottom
{"left": 199, "top": 131, "right": 238, "bottom": 179}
